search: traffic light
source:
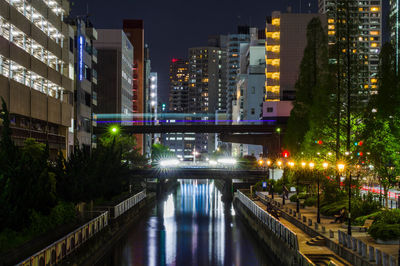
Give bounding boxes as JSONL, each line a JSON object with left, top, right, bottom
{"left": 315, "top": 140, "right": 323, "bottom": 145}
{"left": 282, "top": 150, "right": 290, "bottom": 158}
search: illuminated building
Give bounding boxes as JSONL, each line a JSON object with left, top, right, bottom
{"left": 68, "top": 18, "right": 97, "bottom": 152}
{"left": 188, "top": 47, "right": 226, "bottom": 155}
{"left": 94, "top": 29, "right": 134, "bottom": 125}
{"left": 169, "top": 59, "right": 189, "bottom": 112}
{"left": 263, "top": 12, "right": 324, "bottom": 126}
{"left": 390, "top": 0, "right": 400, "bottom": 73}
{"left": 165, "top": 59, "right": 194, "bottom": 160}
{"left": 144, "top": 72, "right": 158, "bottom": 156}
{"left": 123, "top": 19, "right": 145, "bottom": 154}
{"left": 318, "top": 0, "right": 382, "bottom": 92}
{"left": 0, "top": 0, "right": 74, "bottom": 157}
{"left": 232, "top": 36, "right": 266, "bottom": 158}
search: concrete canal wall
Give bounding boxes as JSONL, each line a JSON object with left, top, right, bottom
{"left": 233, "top": 191, "right": 310, "bottom": 266}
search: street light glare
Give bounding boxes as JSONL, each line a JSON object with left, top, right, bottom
{"left": 159, "top": 159, "right": 180, "bottom": 167}
{"left": 337, "top": 163, "right": 345, "bottom": 171}
{"left": 322, "top": 162, "right": 329, "bottom": 169}
{"left": 301, "top": 162, "right": 306, "bottom": 168}
{"left": 309, "top": 162, "right": 315, "bottom": 169}
{"left": 277, "top": 161, "right": 282, "bottom": 167}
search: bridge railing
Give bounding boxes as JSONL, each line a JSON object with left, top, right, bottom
{"left": 18, "top": 211, "right": 109, "bottom": 266}
{"left": 112, "top": 190, "right": 146, "bottom": 219}
{"left": 236, "top": 190, "right": 299, "bottom": 251}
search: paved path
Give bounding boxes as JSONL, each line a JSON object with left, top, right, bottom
{"left": 260, "top": 193, "right": 400, "bottom": 259}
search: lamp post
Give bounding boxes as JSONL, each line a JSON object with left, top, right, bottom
{"left": 309, "top": 162, "right": 315, "bottom": 219}
{"left": 319, "top": 162, "right": 329, "bottom": 224}
{"left": 285, "top": 161, "right": 295, "bottom": 206}
{"left": 296, "top": 161, "right": 306, "bottom": 212}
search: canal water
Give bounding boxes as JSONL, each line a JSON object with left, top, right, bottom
{"left": 97, "top": 180, "right": 277, "bottom": 266}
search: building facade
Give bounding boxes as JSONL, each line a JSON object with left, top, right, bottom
{"left": 188, "top": 47, "right": 226, "bottom": 155}
{"left": 123, "top": 19, "right": 145, "bottom": 154}
{"left": 0, "top": 0, "right": 74, "bottom": 157}
{"left": 94, "top": 29, "right": 134, "bottom": 125}
{"left": 69, "top": 18, "right": 97, "bottom": 152}
{"left": 390, "top": 0, "right": 400, "bottom": 73}
{"left": 318, "top": 0, "right": 382, "bottom": 92}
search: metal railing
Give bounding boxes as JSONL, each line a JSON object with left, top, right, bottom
{"left": 112, "top": 190, "right": 146, "bottom": 219}
{"left": 236, "top": 190, "right": 299, "bottom": 251}
{"left": 18, "top": 211, "right": 109, "bottom": 266}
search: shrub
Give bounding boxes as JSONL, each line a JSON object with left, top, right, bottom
{"left": 304, "top": 196, "right": 317, "bottom": 207}
{"left": 368, "top": 209, "right": 400, "bottom": 240}
{"left": 320, "top": 200, "right": 347, "bottom": 216}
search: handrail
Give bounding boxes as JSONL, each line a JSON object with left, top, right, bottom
{"left": 236, "top": 190, "right": 299, "bottom": 251}
{"left": 113, "top": 190, "right": 146, "bottom": 219}
{"left": 17, "top": 211, "right": 109, "bottom": 265}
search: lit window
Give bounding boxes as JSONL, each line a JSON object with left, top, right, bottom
{"left": 370, "top": 7, "right": 380, "bottom": 12}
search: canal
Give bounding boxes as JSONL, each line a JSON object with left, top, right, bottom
{"left": 97, "top": 180, "right": 277, "bottom": 265}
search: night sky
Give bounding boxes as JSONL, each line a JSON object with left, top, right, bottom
{"left": 70, "top": 0, "right": 388, "bottom": 103}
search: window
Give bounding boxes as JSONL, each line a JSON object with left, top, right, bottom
{"left": 251, "top": 108, "right": 255, "bottom": 115}
{"left": 267, "top": 107, "right": 273, "bottom": 113}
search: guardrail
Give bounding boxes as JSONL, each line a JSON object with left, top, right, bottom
{"left": 112, "top": 190, "right": 146, "bottom": 219}
{"left": 236, "top": 190, "right": 299, "bottom": 251}
{"left": 18, "top": 211, "right": 109, "bottom": 266}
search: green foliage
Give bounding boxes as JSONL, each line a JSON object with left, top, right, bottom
{"left": 100, "top": 133, "right": 148, "bottom": 168}
{"left": 320, "top": 200, "right": 348, "bottom": 216}
{"left": 353, "top": 211, "right": 381, "bottom": 226}
{"left": 304, "top": 196, "right": 317, "bottom": 207}
{"left": 368, "top": 209, "right": 400, "bottom": 240}
{"left": 350, "top": 193, "right": 381, "bottom": 221}
{"left": 0, "top": 202, "right": 76, "bottom": 252}
{"left": 238, "top": 155, "right": 258, "bottom": 169}
{"left": 284, "top": 17, "right": 334, "bottom": 154}
{"left": 151, "top": 143, "right": 175, "bottom": 163}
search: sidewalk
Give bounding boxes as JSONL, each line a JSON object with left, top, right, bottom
{"left": 257, "top": 192, "right": 399, "bottom": 264}
{"left": 253, "top": 200, "right": 349, "bottom": 265}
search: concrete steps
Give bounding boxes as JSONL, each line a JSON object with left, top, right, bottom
{"left": 305, "top": 254, "right": 350, "bottom": 266}
{"left": 306, "top": 236, "right": 326, "bottom": 246}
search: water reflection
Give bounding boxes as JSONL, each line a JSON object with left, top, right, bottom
{"left": 98, "top": 180, "right": 275, "bottom": 266}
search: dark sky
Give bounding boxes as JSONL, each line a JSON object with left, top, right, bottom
{"left": 71, "top": 0, "right": 317, "bottom": 102}
{"left": 70, "top": 0, "right": 388, "bottom": 103}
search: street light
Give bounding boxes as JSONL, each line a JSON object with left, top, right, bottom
{"left": 318, "top": 162, "right": 329, "bottom": 224}
{"left": 337, "top": 162, "right": 352, "bottom": 235}
{"left": 284, "top": 161, "right": 295, "bottom": 206}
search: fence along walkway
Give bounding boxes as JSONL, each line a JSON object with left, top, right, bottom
{"left": 236, "top": 190, "right": 319, "bottom": 266}
{"left": 17, "top": 190, "right": 147, "bottom": 266}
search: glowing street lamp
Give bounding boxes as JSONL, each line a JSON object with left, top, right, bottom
{"left": 266, "top": 160, "right": 272, "bottom": 166}
{"left": 337, "top": 163, "right": 345, "bottom": 172}
{"left": 277, "top": 160, "right": 283, "bottom": 167}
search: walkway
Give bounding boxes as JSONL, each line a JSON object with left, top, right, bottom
{"left": 257, "top": 192, "right": 399, "bottom": 265}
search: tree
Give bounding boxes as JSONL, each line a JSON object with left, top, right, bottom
{"left": 285, "top": 18, "right": 335, "bottom": 154}
{"left": 363, "top": 43, "right": 400, "bottom": 208}
{"left": 151, "top": 143, "right": 174, "bottom": 164}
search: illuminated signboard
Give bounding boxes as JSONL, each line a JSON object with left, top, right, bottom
{"left": 79, "top": 35, "right": 84, "bottom": 81}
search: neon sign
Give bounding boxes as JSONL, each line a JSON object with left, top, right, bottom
{"left": 79, "top": 35, "right": 84, "bottom": 81}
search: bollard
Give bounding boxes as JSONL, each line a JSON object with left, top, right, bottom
{"left": 346, "top": 235, "right": 352, "bottom": 249}
{"left": 314, "top": 222, "right": 319, "bottom": 231}
{"left": 322, "top": 226, "right": 326, "bottom": 234}
{"left": 369, "top": 246, "right": 375, "bottom": 262}
{"left": 382, "top": 252, "right": 388, "bottom": 266}
{"left": 297, "top": 212, "right": 301, "bottom": 220}
{"left": 329, "top": 229, "right": 334, "bottom": 238}
{"left": 352, "top": 237, "right": 357, "bottom": 251}
{"left": 293, "top": 210, "right": 297, "bottom": 217}
{"left": 357, "top": 240, "right": 363, "bottom": 255}
{"left": 289, "top": 209, "right": 292, "bottom": 215}
{"left": 338, "top": 230, "right": 343, "bottom": 244}
{"left": 389, "top": 255, "right": 396, "bottom": 266}
{"left": 308, "top": 219, "right": 312, "bottom": 226}
{"left": 285, "top": 207, "right": 288, "bottom": 212}
{"left": 303, "top": 216, "right": 307, "bottom": 223}
{"left": 361, "top": 242, "right": 367, "bottom": 258}
{"left": 375, "top": 249, "right": 382, "bottom": 265}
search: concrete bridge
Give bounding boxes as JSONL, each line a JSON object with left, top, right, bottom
{"left": 133, "top": 168, "right": 268, "bottom": 180}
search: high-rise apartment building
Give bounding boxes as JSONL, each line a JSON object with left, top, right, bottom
{"left": 169, "top": 59, "right": 189, "bottom": 112}
{"left": 188, "top": 47, "right": 226, "bottom": 154}
{"left": 68, "top": 18, "right": 97, "bottom": 152}
{"left": 0, "top": 0, "right": 74, "bottom": 157}
{"left": 263, "top": 12, "right": 325, "bottom": 125}
{"left": 318, "top": 0, "right": 382, "bottom": 92}
{"left": 390, "top": 0, "right": 400, "bottom": 73}
{"left": 94, "top": 29, "right": 134, "bottom": 125}
{"left": 123, "top": 19, "right": 145, "bottom": 153}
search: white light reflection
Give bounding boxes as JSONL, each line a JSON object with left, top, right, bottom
{"left": 163, "top": 194, "right": 177, "bottom": 265}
